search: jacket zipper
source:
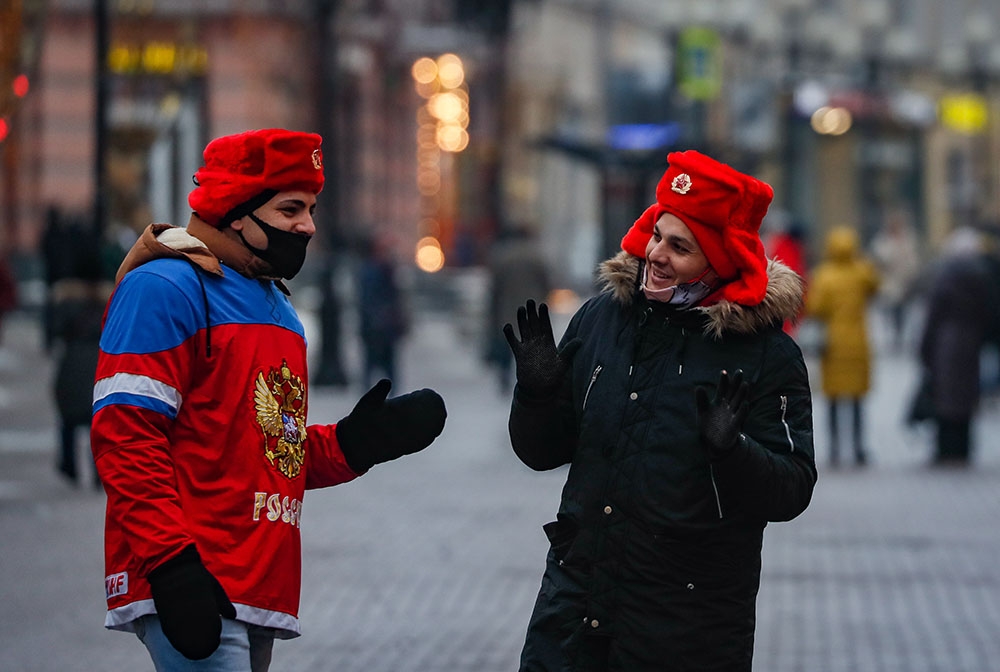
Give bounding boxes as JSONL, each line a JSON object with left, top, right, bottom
{"left": 709, "top": 464, "right": 723, "bottom": 519}
{"left": 780, "top": 395, "right": 795, "bottom": 452}
{"left": 628, "top": 307, "right": 652, "bottom": 380}
{"left": 582, "top": 364, "right": 603, "bottom": 411}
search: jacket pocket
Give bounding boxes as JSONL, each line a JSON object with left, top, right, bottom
{"left": 617, "top": 529, "right": 762, "bottom": 668}
{"left": 625, "top": 529, "right": 761, "bottom": 610}
{"left": 542, "top": 515, "right": 579, "bottom": 563}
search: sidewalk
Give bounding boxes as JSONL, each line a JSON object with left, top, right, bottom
{"left": 0, "top": 313, "right": 58, "bottom": 449}
{"left": 1, "top": 304, "right": 1000, "bottom": 671}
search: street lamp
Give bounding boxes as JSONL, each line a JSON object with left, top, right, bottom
{"left": 857, "top": 0, "right": 890, "bottom": 88}
{"left": 855, "top": 0, "right": 890, "bottom": 243}
{"left": 772, "top": 0, "right": 810, "bottom": 220}
{"left": 95, "top": 0, "right": 110, "bottom": 236}
{"left": 312, "top": 0, "right": 348, "bottom": 388}
{"left": 673, "top": 0, "right": 738, "bottom": 151}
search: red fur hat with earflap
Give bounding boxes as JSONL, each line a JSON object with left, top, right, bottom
{"left": 188, "top": 128, "right": 324, "bottom": 228}
{"left": 620, "top": 150, "right": 773, "bottom": 306}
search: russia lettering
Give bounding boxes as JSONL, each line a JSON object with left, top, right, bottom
{"left": 252, "top": 492, "right": 302, "bottom": 527}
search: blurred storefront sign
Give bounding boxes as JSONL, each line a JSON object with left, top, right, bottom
{"left": 606, "top": 122, "right": 681, "bottom": 152}
{"left": 939, "top": 94, "right": 989, "bottom": 135}
{"left": 793, "top": 81, "right": 936, "bottom": 128}
{"left": 104, "top": 35, "right": 207, "bottom": 232}
{"left": 677, "top": 27, "right": 721, "bottom": 102}
{"left": 107, "top": 41, "right": 208, "bottom": 77}
{"left": 825, "top": 89, "right": 889, "bottom": 121}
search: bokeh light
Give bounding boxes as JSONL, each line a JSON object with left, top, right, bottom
{"left": 12, "top": 74, "right": 30, "bottom": 98}
{"left": 415, "top": 237, "right": 445, "bottom": 273}
{"left": 810, "top": 106, "right": 852, "bottom": 136}
{"left": 411, "top": 57, "right": 438, "bottom": 84}
{"left": 436, "top": 53, "right": 465, "bottom": 88}
{"left": 428, "top": 92, "right": 464, "bottom": 122}
{"left": 436, "top": 125, "right": 469, "bottom": 152}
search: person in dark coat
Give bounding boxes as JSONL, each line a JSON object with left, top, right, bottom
{"left": 485, "top": 224, "right": 551, "bottom": 393}
{"left": 918, "top": 227, "right": 993, "bottom": 465}
{"left": 41, "top": 211, "right": 112, "bottom": 485}
{"left": 357, "top": 233, "right": 408, "bottom": 388}
{"left": 978, "top": 224, "right": 1000, "bottom": 398}
{"left": 0, "top": 254, "right": 16, "bottom": 343}
{"left": 503, "top": 151, "right": 816, "bottom": 672}
{"left": 50, "top": 271, "right": 111, "bottom": 486}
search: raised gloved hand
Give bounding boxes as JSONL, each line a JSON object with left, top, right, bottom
{"left": 695, "top": 369, "right": 750, "bottom": 459}
{"left": 147, "top": 545, "right": 236, "bottom": 660}
{"left": 335, "top": 379, "right": 447, "bottom": 474}
{"left": 502, "top": 299, "right": 582, "bottom": 399}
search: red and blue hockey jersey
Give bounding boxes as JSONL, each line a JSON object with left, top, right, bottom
{"left": 92, "top": 221, "right": 359, "bottom": 638}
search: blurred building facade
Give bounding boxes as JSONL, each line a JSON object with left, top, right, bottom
{"left": 500, "top": 0, "right": 1000, "bottom": 286}
{"left": 1, "top": 0, "right": 999, "bottom": 292}
{"left": 4, "top": 0, "right": 322, "bottom": 253}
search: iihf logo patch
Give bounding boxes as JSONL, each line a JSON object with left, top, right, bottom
{"left": 105, "top": 572, "right": 128, "bottom": 599}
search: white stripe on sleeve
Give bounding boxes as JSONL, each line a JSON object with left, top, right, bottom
{"left": 93, "top": 372, "right": 183, "bottom": 414}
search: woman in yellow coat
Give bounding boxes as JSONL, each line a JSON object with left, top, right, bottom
{"left": 805, "top": 226, "right": 880, "bottom": 466}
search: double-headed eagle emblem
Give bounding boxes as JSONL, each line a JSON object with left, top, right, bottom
{"left": 254, "top": 360, "right": 307, "bottom": 479}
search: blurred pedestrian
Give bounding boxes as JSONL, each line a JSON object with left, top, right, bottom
{"left": 978, "top": 223, "right": 1000, "bottom": 400}
{"left": 91, "top": 128, "right": 447, "bottom": 669}
{"left": 41, "top": 208, "right": 88, "bottom": 349}
{"left": 357, "top": 233, "right": 408, "bottom": 388}
{"left": 484, "top": 223, "right": 551, "bottom": 393}
{"left": 0, "top": 253, "right": 16, "bottom": 344}
{"left": 41, "top": 210, "right": 110, "bottom": 486}
{"left": 917, "top": 227, "right": 993, "bottom": 466}
{"left": 871, "top": 208, "right": 921, "bottom": 352}
{"left": 50, "top": 265, "right": 110, "bottom": 487}
{"left": 503, "top": 151, "right": 816, "bottom": 671}
{"left": 763, "top": 213, "right": 809, "bottom": 336}
{"left": 805, "top": 225, "right": 880, "bottom": 467}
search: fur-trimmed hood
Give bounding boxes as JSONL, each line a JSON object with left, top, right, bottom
{"left": 597, "top": 251, "right": 804, "bottom": 339}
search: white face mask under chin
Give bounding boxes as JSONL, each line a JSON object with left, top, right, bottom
{"left": 641, "top": 264, "right": 717, "bottom": 308}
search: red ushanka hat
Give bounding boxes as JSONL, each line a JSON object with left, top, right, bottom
{"left": 188, "top": 128, "right": 324, "bottom": 228}
{"left": 620, "top": 150, "right": 773, "bottom": 306}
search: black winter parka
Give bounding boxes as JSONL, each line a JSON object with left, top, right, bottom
{"left": 510, "top": 252, "right": 817, "bottom": 672}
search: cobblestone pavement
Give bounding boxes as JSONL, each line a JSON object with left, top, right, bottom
{"left": 2, "top": 305, "right": 999, "bottom": 672}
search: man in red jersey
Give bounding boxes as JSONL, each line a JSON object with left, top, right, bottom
{"left": 92, "top": 128, "right": 446, "bottom": 670}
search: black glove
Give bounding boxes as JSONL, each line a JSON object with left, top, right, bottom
{"left": 695, "top": 369, "right": 750, "bottom": 459}
{"left": 336, "top": 379, "right": 447, "bottom": 473}
{"left": 147, "top": 545, "right": 236, "bottom": 660}
{"left": 502, "top": 299, "right": 582, "bottom": 398}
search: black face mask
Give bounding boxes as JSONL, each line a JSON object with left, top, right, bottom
{"left": 240, "top": 212, "right": 311, "bottom": 280}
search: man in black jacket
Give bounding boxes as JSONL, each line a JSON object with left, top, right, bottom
{"left": 504, "top": 150, "right": 817, "bottom": 672}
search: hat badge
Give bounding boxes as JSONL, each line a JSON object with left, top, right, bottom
{"left": 311, "top": 149, "right": 323, "bottom": 170}
{"left": 671, "top": 173, "right": 692, "bottom": 194}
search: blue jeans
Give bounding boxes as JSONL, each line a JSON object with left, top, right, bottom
{"left": 135, "top": 615, "right": 275, "bottom": 671}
